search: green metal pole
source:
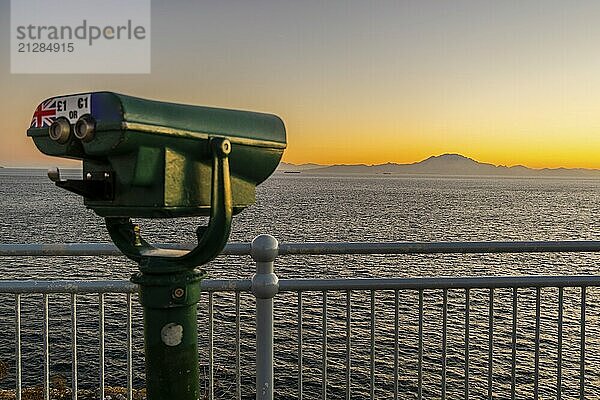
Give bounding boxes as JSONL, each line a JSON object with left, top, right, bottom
{"left": 132, "top": 268, "right": 206, "bottom": 400}
{"left": 106, "top": 138, "right": 233, "bottom": 400}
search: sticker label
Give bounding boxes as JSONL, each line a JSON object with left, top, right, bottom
{"left": 30, "top": 94, "right": 91, "bottom": 128}
{"left": 160, "top": 323, "right": 183, "bottom": 347}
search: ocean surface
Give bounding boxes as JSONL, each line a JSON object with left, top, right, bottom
{"left": 1, "top": 171, "right": 600, "bottom": 398}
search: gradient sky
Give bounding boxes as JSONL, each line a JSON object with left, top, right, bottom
{"left": 1, "top": 1, "right": 600, "bottom": 168}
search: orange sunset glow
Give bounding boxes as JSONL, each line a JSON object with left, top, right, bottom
{"left": 1, "top": 2, "right": 600, "bottom": 169}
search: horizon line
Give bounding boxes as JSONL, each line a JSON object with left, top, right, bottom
{"left": 282, "top": 153, "right": 600, "bottom": 171}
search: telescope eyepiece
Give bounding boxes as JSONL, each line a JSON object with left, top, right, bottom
{"left": 48, "top": 117, "right": 71, "bottom": 144}
{"left": 74, "top": 115, "right": 95, "bottom": 142}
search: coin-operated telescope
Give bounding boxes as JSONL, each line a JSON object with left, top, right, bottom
{"left": 27, "top": 92, "right": 286, "bottom": 399}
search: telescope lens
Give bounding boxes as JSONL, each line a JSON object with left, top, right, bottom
{"left": 75, "top": 115, "right": 95, "bottom": 142}
{"left": 48, "top": 118, "right": 71, "bottom": 144}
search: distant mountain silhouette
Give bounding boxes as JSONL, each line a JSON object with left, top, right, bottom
{"left": 282, "top": 154, "right": 600, "bottom": 177}
{"left": 277, "top": 162, "right": 324, "bottom": 172}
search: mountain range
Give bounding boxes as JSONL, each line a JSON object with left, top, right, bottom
{"left": 278, "top": 154, "right": 600, "bottom": 177}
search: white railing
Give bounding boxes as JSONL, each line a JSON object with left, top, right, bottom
{"left": 1, "top": 237, "right": 600, "bottom": 399}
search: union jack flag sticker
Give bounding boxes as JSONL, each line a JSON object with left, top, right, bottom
{"left": 30, "top": 99, "right": 57, "bottom": 128}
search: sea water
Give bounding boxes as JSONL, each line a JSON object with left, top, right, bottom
{"left": 1, "top": 172, "right": 600, "bottom": 398}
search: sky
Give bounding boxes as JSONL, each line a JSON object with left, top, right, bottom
{"left": 1, "top": 1, "right": 600, "bottom": 168}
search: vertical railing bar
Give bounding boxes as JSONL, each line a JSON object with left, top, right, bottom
{"left": 534, "top": 288, "right": 541, "bottom": 400}
{"left": 511, "top": 288, "right": 517, "bottom": 400}
{"left": 43, "top": 293, "right": 49, "bottom": 400}
{"left": 99, "top": 293, "right": 105, "bottom": 400}
{"left": 370, "top": 290, "right": 376, "bottom": 400}
{"left": 236, "top": 291, "right": 241, "bottom": 400}
{"left": 488, "top": 289, "right": 493, "bottom": 400}
{"left": 346, "top": 290, "right": 351, "bottom": 400}
{"left": 418, "top": 289, "right": 423, "bottom": 400}
{"left": 580, "top": 286, "right": 586, "bottom": 400}
{"left": 209, "top": 292, "right": 214, "bottom": 400}
{"left": 298, "top": 292, "right": 303, "bottom": 400}
{"left": 558, "top": 287, "right": 563, "bottom": 400}
{"left": 15, "top": 294, "right": 22, "bottom": 400}
{"left": 394, "top": 290, "right": 399, "bottom": 400}
{"left": 442, "top": 288, "right": 447, "bottom": 400}
{"left": 71, "top": 293, "right": 78, "bottom": 400}
{"left": 126, "top": 293, "right": 133, "bottom": 400}
{"left": 322, "top": 291, "right": 327, "bottom": 400}
{"left": 465, "top": 288, "right": 469, "bottom": 400}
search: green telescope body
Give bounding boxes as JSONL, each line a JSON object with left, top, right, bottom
{"left": 27, "top": 91, "right": 286, "bottom": 218}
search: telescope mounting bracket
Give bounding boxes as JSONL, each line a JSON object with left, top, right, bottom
{"left": 105, "top": 137, "right": 233, "bottom": 273}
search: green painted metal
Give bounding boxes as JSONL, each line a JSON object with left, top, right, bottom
{"left": 107, "top": 137, "right": 233, "bottom": 400}
{"left": 27, "top": 91, "right": 286, "bottom": 218}
{"left": 131, "top": 269, "right": 206, "bottom": 400}
{"left": 26, "top": 93, "right": 287, "bottom": 400}
{"left": 105, "top": 137, "right": 233, "bottom": 271}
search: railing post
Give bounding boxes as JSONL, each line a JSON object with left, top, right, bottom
{"left": 251, "top": 234, "right": 279, "bottom": 400}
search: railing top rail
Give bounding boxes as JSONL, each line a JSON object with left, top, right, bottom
{"left": 0, "top": 279, "right": 137, "bottom": 294}
{"left": 278, "top": 275, "right": 600, "bottom": 291}
{"left": 1, "top": 240, "right": 600, "bottom": 257}
{"left": 2, "top": 275, "right": 600, "bottom": 294}
{"left": 278, "top": 240, "right": 600, "bottom": 255}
